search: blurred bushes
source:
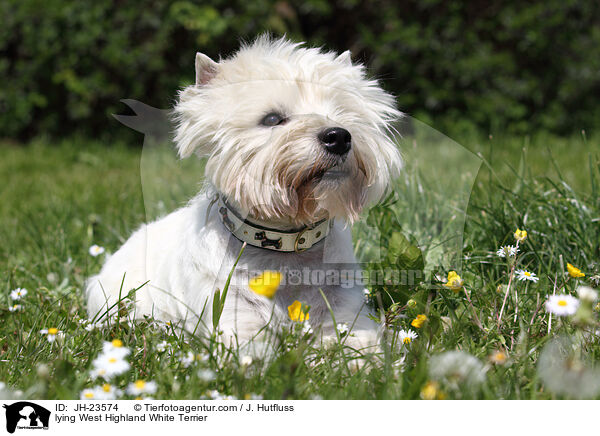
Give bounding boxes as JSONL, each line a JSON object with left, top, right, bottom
{"left": 1, "top": 0, "right": 599, "bottom": 142}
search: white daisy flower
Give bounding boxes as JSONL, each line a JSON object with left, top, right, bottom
{"left": 10, "top": 288, "right": 28, "bottom": 300}
{"left": 545, "top": 294, "right": 580, "bottom": 316}
{"left": 337, "top": 323, "right": 349, "bottom": 336}
{"left": 301, "top": 322, "right": 313, "bottom": 336}
{"left": 89, "top": 245, "right": 105, "bottom": 257}
{"left": 179, "top": 351, "right": 195, "bottom": 368}
{"left": 40, "top": 328, "right": 60, "bottom": 342}
{"left": 496, "top": 245, "right": 519, "bottom": 258}
{"left": 240, "top": 355, "right": 253, "bottom": 366}
{"left": 577, "top": 286, "right": 598, "bottom": 304}
{"left": 398, "top": 329, "right": 418, "bottom": 345}
{"left": 126, "top": 380, "right": 157, "bottom": 396}
{"left": 198, "top": 369, "right": 216, "bottom": 382}
{"left": 516, "top": 269, "right": 539, "bottom": 282}
{"left": 94, "top": 383, "right": 122, "bottom": 400}
{"left": 101, "top": 339, "right": 130, "bottom": 359}
{"left": 156, "top": 340, "right": 168, "bottom": 352}
{"left": 9, "top": 304, "right": 23, "bottom": 312}
{"left": 91, "top": 352, "right": 130, "bottom": 379}
{"left": 80, "top": 388, "right": 97, "bottom": 400}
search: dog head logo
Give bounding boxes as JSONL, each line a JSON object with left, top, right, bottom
{"left": 3, "top": 402, "right": 50, "bottom": 433}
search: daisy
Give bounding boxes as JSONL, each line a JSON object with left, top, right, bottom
{"left": 248, "top": 271, "right": 282, "bottom": 299}
{"left": 301, "top": 322, "right": 313, "bottom": 336}
{"left": 545, "top": 294, "right": 579, "bottom": 316}
{"left": 443, "top": 271, "right": 464, "bottom": 292}
{"left": 40, "top": 327, "right": 60, "bottom": 342}
{"left": 179, "top": 351, "right": 195, "bottom": 368}
{"left": 336, "top": 323, "right": 349, "bottom": 336}
{"left": 567, "top": 263, "right": 585, "bottom": 278}
{"left": 489, "top": 350, "right": 508, "bottom": 365}
{"left": 9, "top": 304, "right": 23, "bottom": 312}
{"left": 126, "top": 380, "right": 157, "bottom": 396}
{"left": 514, "top": 229, "right": 527, "bottom": 242}
{"left": 156, "top": 340, "right": 168, "bottom": 352}
{"left": 496, "top": 245, "right": 519, "bottom": 258}
{"left": 198, "top": 369, "right": 216, "bottom": 382}
{"left": 10, "top": 288, "right": 27, "bottom": 300}
{"left": 288, "top": 300, "right": 310, "bottom": 322}
{"left": 89, "top": 245, "right": 105, "bottom": 257}
{"left": 398, "top": 329, "right": 418, "bottom": 345}
{"left": 80, "top": 388, "right": 97, "bottom": 400}
{"left": 577, "top": 286, "right": 598, "bottom": 304}
{"left": 102, "top": 339, "right": 130, "bottom": 358}
{"left": 91, "top": 352, "right": 130, "bottom": 378}
{"left": 516, "top": 269, "right": 539, "bottom": 283}
{"left": 95, "top": 383, "right": 122, "bottom": 400}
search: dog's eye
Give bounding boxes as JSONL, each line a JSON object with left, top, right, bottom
{"left": 261, "top": 112, "right": 287, "bottom": 127}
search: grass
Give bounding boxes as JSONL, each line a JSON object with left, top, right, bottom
{"left": 1, "top": 130, "right": 599, "bottom": 400}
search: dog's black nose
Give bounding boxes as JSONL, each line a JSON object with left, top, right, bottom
{"left": 318, "top": 127, "right": 351, "bottom": 155}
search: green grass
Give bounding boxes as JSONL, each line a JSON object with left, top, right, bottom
{"left": 1, "top": 131, "right": 599, "bottom": 400}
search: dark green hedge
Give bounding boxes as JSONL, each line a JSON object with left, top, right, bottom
{"left": 2, "top": 0, "right": 599, "bottom": 141}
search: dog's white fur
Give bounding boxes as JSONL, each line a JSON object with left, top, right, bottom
{"left": 86, "top": 36, "right": 402, "bottom": 352}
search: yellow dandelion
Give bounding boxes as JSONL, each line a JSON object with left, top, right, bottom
{"left": 514, "top": 229, "right": 527, "bottom": 242}
{"left": 288, "top": 300, "right": 309, "bottom": 322}
{"left": 443, "top": 271, "right": 464, "bottom": 293}
{"left": 567, "top": 263, "right": 585, "bottom": 278}
{"left": 411, "top": 314, "right": 428, "bottom": 329}
{"left": 249, "top": 271, "right": 282, "bottom": 299}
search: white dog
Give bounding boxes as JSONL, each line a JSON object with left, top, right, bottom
{"left": 86, "top": 36, "right": 402, "bottom": 352}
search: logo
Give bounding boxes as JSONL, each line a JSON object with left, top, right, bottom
{"left": 2, "top": 402, "right": 50, "bottom": 434}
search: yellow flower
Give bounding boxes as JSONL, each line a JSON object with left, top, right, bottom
{"left": 249, "top": 271, "right": 282, "bottom": 299}
{"left": 420, "top": 381, "right": 445, "bottom": 400}
{"left": 489, "top": 350, "right": 507, "bottom": 365}
{"left": 514, "top": 229, "right": 527, "bottom": 242}
{"left": 111, "top": 339, "right": 123, "bottom": 348}
{"left": 411, "top": 314, "right": 428, "bottom": 329}
{"left": 47, "top": 327, "right": 59, "bottom": 335}
{"left": 443, "top": 271, "right": 464, "bottom": 293}
{"left": 288, "top": 300, "right": 309, "bottom": 322}
{"left": 567, "top": 263, "right": 585, "bottom": 278}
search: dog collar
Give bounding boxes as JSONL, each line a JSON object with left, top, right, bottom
{"left": 216, "top": 196, "right": 332, "bottom": 253}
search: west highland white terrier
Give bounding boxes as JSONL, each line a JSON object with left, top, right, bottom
{"left": 86, "top": 36, "right": 402, "bottom": 353}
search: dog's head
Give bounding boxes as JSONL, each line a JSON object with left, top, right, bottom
{"left": 174, "top": 36, "right": 402, "bottom": 226}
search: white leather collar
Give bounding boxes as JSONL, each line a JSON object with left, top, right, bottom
{"left": 216, "top": 196, "right": 332, "bottom": 253}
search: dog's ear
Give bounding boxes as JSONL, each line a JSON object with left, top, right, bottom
{"left": 335, "top": 50, "right": 352, "bottom": 66}
{"left": 196, "top": 52, "right": 218, "bottom": 85}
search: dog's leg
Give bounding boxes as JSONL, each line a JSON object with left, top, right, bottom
{"left": 214, "top": 290, "right": 285, "bottom": 359}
